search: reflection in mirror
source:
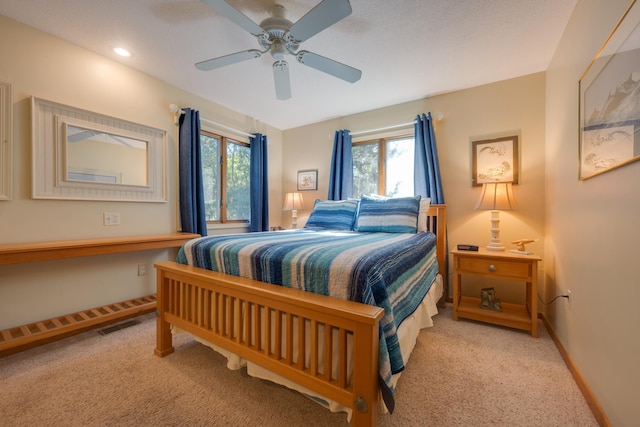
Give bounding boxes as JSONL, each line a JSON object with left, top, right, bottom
{"left": 65, "top": 125, "right": 148, "bottom": 186}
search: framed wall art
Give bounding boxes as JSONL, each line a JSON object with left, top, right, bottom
{"left": 297, "top": 169, "right": 318, "bottom": 191}
{"left": 471, "top": 134, "right": 519, "bottom": 186}
{"left": 579, "top": 0, "right": 640, "bottom": 180}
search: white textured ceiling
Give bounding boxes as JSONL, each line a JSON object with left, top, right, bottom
{"left": 0, "top": 0, "right": 577, "bottom": 130}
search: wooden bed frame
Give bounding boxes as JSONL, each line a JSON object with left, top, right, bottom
{"left": 154, "top": 204, "right": 446, "bottom": 426}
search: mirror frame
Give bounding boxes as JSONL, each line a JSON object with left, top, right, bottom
{"left": 0, "top": 81, "right": 11, "bottom": 200}
{"left": 31, "top": 97, "right": 167, "bottom": 202}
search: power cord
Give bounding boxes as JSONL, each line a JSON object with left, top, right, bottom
{"left": 538, "top": 293, "right": 569, "bottom": 305}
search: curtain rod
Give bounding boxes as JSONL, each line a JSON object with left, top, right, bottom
{"left": 169, "top": 104, "right": 254, "bottom": 138}
{"left": 350, "top": 113, "right": 443, "bottom": 137}
{"left": 350, "top": 121, "right": 416, "bottom": 136}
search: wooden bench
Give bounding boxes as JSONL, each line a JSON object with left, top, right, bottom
{"left": 0, "top": 233, "right": 198, "bottom": 356}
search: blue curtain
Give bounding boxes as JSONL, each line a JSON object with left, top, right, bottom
{"left": 249, "top": 133, "right": 269, "bottom": 232}
{"left": 414, "top": 113, "right": 444, "bottom": 203}
{"left": 328, "top": 130, "right": 353, "bottom": 200}
{"left": 415, "top": 112, "right": 448, "bottom": 293}
{"left": 178, "top": 108, "right": 207, "bottom": 236}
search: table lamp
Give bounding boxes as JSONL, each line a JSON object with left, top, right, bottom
{"left": 475, "top": 182, "right": 518, "bottom": 251}
{"left": 283, "top": 192, "right": 304, "bottom": 229}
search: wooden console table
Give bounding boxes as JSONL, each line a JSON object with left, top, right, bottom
{"left": 0, "top": 233, "right": 199, "bottom": 265}
{"left": 0, "top": 233, "right": 199, "bottom": 356}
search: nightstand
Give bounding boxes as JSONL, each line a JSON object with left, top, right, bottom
{"left": 451, "top": 248, "right": 541, "bottom": 337}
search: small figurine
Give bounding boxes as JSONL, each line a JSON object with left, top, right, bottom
{"left": 480, "top": 287, "right": 502, "bottom": 311}
{"left": 510, "top": 239, "right": 538, "bottom": 254}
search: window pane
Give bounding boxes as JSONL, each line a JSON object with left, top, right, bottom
{"left": 200, "top": 133, "right": 220, "bottom": 221}
{"left": 353, "top": 143, "right": 379, "bottom": 197}
{"left": 226, "top": 141, "right": 251, "bottom": 221}
{"left": 385, "top": 137, "right": 414, "bottom": 197}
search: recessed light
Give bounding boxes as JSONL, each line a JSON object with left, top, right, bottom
{"left": 113, "top": 47, "right": 131, "bottom": 57}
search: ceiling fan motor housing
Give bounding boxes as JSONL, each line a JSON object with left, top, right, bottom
{"left": 259, "top": 5, "right": 298, "bottom": 59}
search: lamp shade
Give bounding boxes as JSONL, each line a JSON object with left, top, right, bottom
{"left": 475, "top": 182, "right": 519, "bottom": 211}
{"left": 283, "top": 192, "right": 304, "bottom": 211}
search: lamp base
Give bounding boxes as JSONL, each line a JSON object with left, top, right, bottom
{"left": 486, "top": 243, "right": 506, "bottom": 251}
{"left": 485, "top": 210, "right": 505, "bottom": 251}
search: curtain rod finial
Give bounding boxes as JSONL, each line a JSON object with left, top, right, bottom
{"left": 170, "top": 104, "right": 184, "bottom": 126}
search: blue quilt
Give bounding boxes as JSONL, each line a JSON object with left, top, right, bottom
{"left": 177, "top": 229, "right": 438, "bottom": 411}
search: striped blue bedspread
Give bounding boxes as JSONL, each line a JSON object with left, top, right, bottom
{"left": 177, "top": 229, "right": 438, "bottom": 409}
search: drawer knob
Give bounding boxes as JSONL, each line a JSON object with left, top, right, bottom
{"left": 488, "top": 264, "right": 497, "bottom": 272}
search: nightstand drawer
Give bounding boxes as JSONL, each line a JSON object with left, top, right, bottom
{"left": 458, "top": 257, "right": 531, "bottom": 279}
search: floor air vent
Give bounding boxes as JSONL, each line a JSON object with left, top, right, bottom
{"left": 98, "top": 319, "right": 141, "bottom": 336}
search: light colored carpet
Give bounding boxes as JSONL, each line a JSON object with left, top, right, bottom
{"left": 0, "top": 304, "right": 598, "bottom": 426}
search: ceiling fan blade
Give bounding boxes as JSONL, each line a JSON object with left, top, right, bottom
{"left": 288, "top": 0, "right": 352, "bottom": 42}
{"left": 67, "top": 130, "right": 96, "bottom": 143}
{"left": 296, "top": 50, "right": 361, "bottom": 83}
{"left": 201, "top": 0, "right": 265, "bottom": 36}
{"left": 107, "top": 134, "right": 135, "bottom": 148}
{"left": 273, "top": 61, "right": 291, "bottom": 100}
{"left": 196, "top": 49, "right": 262, "bottom": 71}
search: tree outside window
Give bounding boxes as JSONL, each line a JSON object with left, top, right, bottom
{"left": 200, "top": 130, "right": 250, "bottom": 223}
{"left": 353, "top": 136, "right": 414, "bottom": 197}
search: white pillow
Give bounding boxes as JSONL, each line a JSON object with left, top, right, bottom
{"left": 417, "top": 198, "right": 431, "bottom": 232}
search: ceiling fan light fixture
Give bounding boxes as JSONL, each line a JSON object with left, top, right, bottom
{"left": 270, "top": 40, "right": 286, "bottom": 60}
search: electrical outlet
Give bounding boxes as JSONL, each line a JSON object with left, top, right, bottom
{"left": 567, "top": 289, "right": 572, "bottom": 310}
{"left": 137, "top": 264, "right": 147, "bottom": 276}
{"left": 104, "top": 212, "right": 121, "bottom": 226}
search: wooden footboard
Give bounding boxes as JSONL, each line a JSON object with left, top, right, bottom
{"left": 154, "top": 261, "right": 384, "bottom": 426}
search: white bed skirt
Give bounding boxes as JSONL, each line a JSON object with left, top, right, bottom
{"left": 177, "top": 275, "right": 443, "bottom": 421}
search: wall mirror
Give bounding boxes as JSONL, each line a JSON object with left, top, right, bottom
{"left": 32, "top": 97, "right": 167, "bottom": 202}
{"left": 0, "top": 81, "right": 11, "bottom": 200}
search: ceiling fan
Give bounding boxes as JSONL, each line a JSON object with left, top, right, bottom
{"left": 196, "top": 0, "right": 362, "bottom": 100}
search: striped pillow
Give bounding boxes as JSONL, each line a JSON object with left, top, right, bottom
{"left": 355, "top": 195, "right": 421, "bottom": 233}
{"left": 304, "top": 199, "right": 359, "bottom": 230}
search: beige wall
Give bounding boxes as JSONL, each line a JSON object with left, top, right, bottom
{"left": 3, "top": 1, "right": 638, "bottom": 423}
{"left": 283, "top": 73, "right": 547, "bottom": 302}
{"left": 546, "top": 0, "right": 640, "bottom": 425}
{"left": 0, "top": 15, "right": 282, "bottom": 329}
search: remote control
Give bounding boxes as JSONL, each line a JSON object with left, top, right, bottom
{"left": 457, "top": 244, "right": 479, "bottom": 251}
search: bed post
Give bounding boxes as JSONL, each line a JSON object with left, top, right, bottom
{"left": 429, "top": 204, "right": 447, "bottom": 307}
{"left": 350, "top": 321, "right": 380, "bottom": 426}
{"left": 154, "top": 267, "right": 174, "bottom": 357}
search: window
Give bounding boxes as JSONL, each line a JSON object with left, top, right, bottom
{"left": 352, "top": 136, "right": 414, "bottom": 197}
{"left": 200, "top": 130, "right": 251, "bottom": 223}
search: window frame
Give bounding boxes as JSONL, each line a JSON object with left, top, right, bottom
{"left": 352, "top": 133, "right": 413, "bottom": 196}
{"left": 200, "top": 129, "right": 250, "bottom": 224}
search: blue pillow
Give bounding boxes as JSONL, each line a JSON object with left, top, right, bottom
{"left": 355, "top": 195, "right": 420, "bottom": 233}
{"left": 304, "top": 199, "right": 359, "bottom": 231}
